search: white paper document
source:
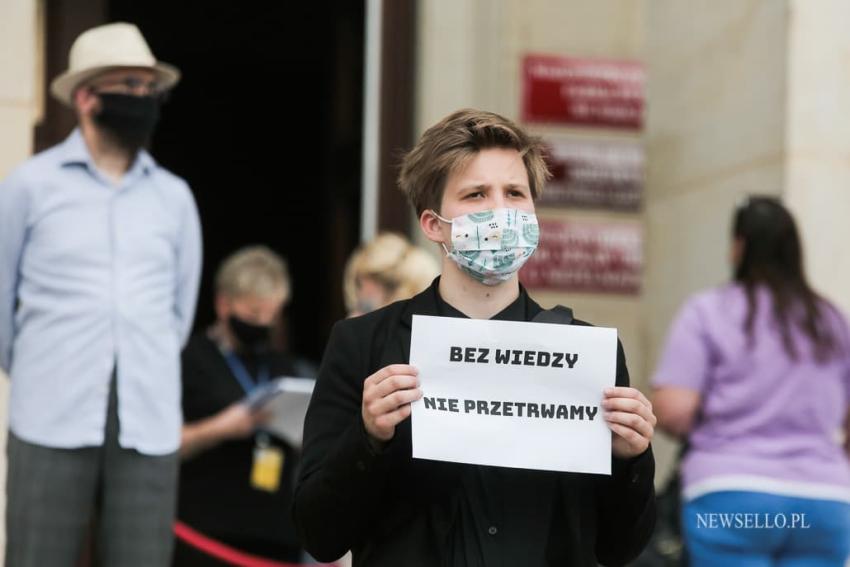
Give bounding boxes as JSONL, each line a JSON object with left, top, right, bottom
{"left": 410, "top": 315, "right": 617, "bottom": 475}
{"left": 251, "top": 377, "right": 315, "bottom": 447}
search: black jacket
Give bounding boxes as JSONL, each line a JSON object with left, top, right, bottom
{"left": 294, "top": 281, "right": 655, "bottom": 566}
{"left": 179, "top": 335, "right": 301, "bottom": 551}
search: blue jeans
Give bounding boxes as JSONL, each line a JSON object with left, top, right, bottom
{"left": 682, "top": 491, "right": 850, "bottom": 566}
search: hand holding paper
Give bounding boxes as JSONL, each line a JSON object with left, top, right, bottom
{"left": 361, "top": 364, "right": 422, "bottom": 442}
{"left": 602, "top": 386, "right": 656, "bottom": 459}
{"left": 216, "top": 401, "right": 271, "bottom": 440}
{"left": 411, "top": 315, "right": 619, "bottom": 475}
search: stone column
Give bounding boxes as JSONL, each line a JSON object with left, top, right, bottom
{"left": 643, "top": 0, "right": 790, "bottom": 482}
{"left": 784, "top": 0, "right": 850, "bottom": 314}
{"left": 0, "top": 0, "right": 38, "bottom": 177}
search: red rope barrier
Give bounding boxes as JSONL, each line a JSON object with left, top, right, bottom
{"left": 174, "top": 520, "right": 336, "bottom": 567}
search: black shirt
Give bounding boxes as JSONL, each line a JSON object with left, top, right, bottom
{"left": 178, "top": 334, "right": 301, "bottom": 552}
{"left": 437, "top": 287, "right": 533, "bottom": 566}
{"left": 295, "top": 279, "right": 656, "bottom": 566}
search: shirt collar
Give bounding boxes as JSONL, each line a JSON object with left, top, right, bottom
{"left": 57, "top": 129, "right": 91, "bottom": 168}
{"left": 133, "top": 149, "right": 156, "bottom": 174}
{"left": 432, "top": 278, "right": 529, "bottom": 322}
{"left": 58, "top": 128, "right": 156, "bottom": 176}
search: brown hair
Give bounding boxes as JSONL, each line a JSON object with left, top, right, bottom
{"left": 733, "top": 196, "right": 840, "bottom": 362}
{"left": 398, "top": 108, "right": 550, "bottom": 216}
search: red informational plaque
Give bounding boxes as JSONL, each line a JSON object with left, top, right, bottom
{"left": 522, "top": 54, "right": 644, "bottom": 130}
{"left": 520, "top": 219, "right": 642, "bottom": 294}
{"left": 539, "top": 137, "right": 643, "bottom": 211}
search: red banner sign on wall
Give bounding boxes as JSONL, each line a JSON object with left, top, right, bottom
{"left": 539, "top": 137, "right": 644, "bottom": 211}
{"left": 521, "top": 55, "right": 644, "bottom": 130}
{"left": 520, "top": 219, "right": 642, "bottom": 294}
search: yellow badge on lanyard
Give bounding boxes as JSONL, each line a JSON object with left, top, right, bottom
{"left": 250, "top": 433, "right": 283, "bottom": 493}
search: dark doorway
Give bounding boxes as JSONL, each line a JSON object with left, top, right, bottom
{"left": 102, "top": 2, "right": 366, "bottom": 362}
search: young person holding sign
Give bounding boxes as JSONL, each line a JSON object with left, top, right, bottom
{"left": 295, "top": 109, "right": 656, "bottom": 566}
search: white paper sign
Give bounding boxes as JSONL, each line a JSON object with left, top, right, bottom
{"left": 253, "top": 377, "right": 315, "bottom": 447}
{"left": 410, "top": 315, "right": 617, "bottom": 475}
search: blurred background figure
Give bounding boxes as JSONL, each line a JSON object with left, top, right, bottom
{"left": 327, "top": 232, "right": 438, "bottom": 567}
{"left": 0, "top": 22, "right": 200, "bottom": 567}
{"left": 651, "top": 197, "right": 850, "bottom": 566}
{"left": 343, "top": 232, "right": 439, "bottom": 317}
{"left": 176, "top": 246, "right": 305, "bottom": 566}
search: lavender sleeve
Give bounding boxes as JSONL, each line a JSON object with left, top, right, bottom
{"left": 652, "top": 296, "right": 712, "bottom": 393}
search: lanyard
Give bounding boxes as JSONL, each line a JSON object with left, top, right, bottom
{"left": 223, "top": 352, "right": 270, "bottom": 395}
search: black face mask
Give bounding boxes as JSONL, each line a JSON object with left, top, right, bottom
{"left": 93, "top": 93, "right": 160, "bottom": 153}
{"left": 228, "top": 315, "right": 272, "bottom": 352}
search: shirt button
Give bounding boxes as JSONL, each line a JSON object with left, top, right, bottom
{"left": 487, "top": 526, "right": 498, "bottom": 536}
{"left": 356, "top": 460, "right": 366, "bottom": 472}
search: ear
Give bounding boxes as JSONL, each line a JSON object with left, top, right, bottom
{"left": 73, "top": 86, "right": 100, "bottom": 119}
{"left": 731, "top": 236, "right": 745, "bottom": 267}
{"left": 419, "top": 209, "right": 446, "bottom": 244}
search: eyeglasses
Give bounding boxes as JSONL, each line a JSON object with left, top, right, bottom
{"left": 89, "top": 76, "right": 169, "bottom": 99}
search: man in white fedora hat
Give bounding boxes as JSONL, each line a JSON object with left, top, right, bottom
{"left": 0, "top": 22, "right": 202, "bottom": 566}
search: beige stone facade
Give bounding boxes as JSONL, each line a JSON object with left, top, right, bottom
{"left": 1, "top": 0, "right": 849, "bottom": 555}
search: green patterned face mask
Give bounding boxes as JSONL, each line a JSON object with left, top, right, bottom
{"left": 432, "top": 208, "right": 540, "bottom": 286}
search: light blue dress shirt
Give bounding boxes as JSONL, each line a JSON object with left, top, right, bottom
{"left": 0, "top": 129, "right": 202, "bottom": 455}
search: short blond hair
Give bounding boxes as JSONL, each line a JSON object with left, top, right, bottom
{"left": 398, "top": 108, "right": 550, "bottom": 216}
{"left": 215, "top": 245, "right": 291, "bottom": 302}
{"left": 344, "top": 233, "right": 439, "bottom": 312}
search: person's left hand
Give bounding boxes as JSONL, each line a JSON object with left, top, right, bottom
{"left": 602, "top": 386, "right": 656, "bottom": 459}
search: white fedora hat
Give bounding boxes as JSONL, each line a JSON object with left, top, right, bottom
{"left": 50, "top": 22, "right": 181, "bottom": 107}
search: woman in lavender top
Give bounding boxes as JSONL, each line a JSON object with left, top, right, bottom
{"left": 652, "top": 197, "right": 850, "bottom": 566}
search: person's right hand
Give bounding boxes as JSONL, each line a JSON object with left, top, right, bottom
{"left": 214, "top": 401, "right": 271, "bottom": 441}
{"left": 362, "top": 364, "right": 421, "bottom": 442}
